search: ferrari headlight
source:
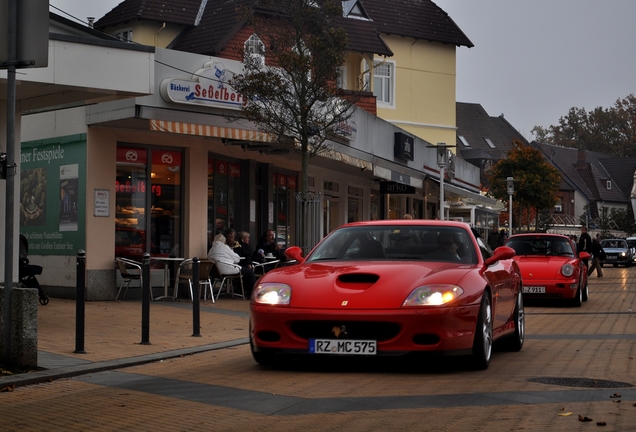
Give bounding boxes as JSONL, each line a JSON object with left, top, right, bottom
{"left": 561, "top": 263, "right": 575, "bottom": 277}
{"left": 254, "top": 283, "right": 291, "bottom": 305}
{"left": 403, "top": 284, "right": 464, "bottom": 306}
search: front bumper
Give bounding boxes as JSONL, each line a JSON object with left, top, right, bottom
{"left": 250, "top": 304, "right": 481, "bottom": 355}
{"left": 521, "top": 278, "right": 580, "bottom": 299}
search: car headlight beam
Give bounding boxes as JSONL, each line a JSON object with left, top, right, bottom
{"left": 254, "top": 283, "right": 292, "bottom": 305}
{"left": 403, "top": 284, "right": 464, "bottom": 307}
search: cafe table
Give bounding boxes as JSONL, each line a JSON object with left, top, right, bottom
{"left": 150, "top": 256, "right": 185, "bottom": 300}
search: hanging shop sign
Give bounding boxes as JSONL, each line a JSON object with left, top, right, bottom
{"left": 394, "top": 132, "right": 414, "bottom": 161}
{"left": 160, "top": 60, "right": 247, "bottom": 110}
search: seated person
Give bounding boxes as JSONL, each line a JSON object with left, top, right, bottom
{"left": 233, "top": 231, "right": 254, "bottom": 267}
{"left": 436, "top": 231, "right": 462, "bottom": 261}
{"left": 208, "top": 233, "right": 252, "bottom": 297}
{"left": 225, "top": 229, "right": 256, "bottom": 296}
{"left": 253, "top": 229, "right": 284, "bottom": 272}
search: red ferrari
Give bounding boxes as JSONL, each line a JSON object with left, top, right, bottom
{"left": 505, "top": 233, "right": 590, "bottom": 306}
{"left": 250, "top": 220, "right": 524, "bottom": 370}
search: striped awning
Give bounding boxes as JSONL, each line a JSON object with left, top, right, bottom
{"left": 150, "top": 120, "right": 272, "bottom": 142}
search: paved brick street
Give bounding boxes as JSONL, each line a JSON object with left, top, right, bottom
{"left": 1, "top": 266, "right": 635, "bottom": 431}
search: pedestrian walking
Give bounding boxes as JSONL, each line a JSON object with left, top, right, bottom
{"left": 578, "top": 226, "right": 592, "bottom": 268}
{"left": 488, "top": 227, "right": 501, "bottom": 250}
{"left": 588, "top": 233, "right": 604, "bottom": 277}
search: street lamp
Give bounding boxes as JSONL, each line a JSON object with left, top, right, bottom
{"left": 507, "top": 177, "right": 514, "bottom": 234}
{"left": 436, "top": 144, "right": 450, "bottom": 221}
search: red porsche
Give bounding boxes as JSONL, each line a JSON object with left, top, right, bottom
{"left": 250, "top": 220, "right": 524, "bottom": 370}
{"left": 505, "top": 233, "right": 590, "bottom": 306}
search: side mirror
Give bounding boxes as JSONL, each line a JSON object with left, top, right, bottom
{"left": 285, "top": 246, "right": 305, "bottom": 264}
{"left": 579, "top": 251, "right": 591, "bottom": 260}
{"left": 484, "top": 246, "right": 515, "bottom": 267}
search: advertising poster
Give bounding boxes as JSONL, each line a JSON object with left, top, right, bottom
{"left": 59, "top": 164, "right": 79, "bottom": 231}
{"left": 20, "top": 134, "right": 87, "bottom": 255}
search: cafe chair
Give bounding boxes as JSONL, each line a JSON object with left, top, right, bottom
{"left": 173, "top": 258, "right": 216, "bottom": 303}
{"left": 115, "top": 257, "right": 152, "bottom": 302}
{"left": 252, "top": 260, "right": 280, "bottom": 276}
{"left": 213, "top": 260, "right": 245, "bottom": 300}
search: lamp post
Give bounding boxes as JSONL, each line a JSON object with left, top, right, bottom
{"left": 436, "top": 144, "right": 449, "bottom": 221}
{"left": 507, "top": 177, "right": 514, "bottom": 234}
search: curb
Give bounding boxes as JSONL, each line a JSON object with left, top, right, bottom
{"left": 1, "top": 338, "right": 249, "bottom": 389}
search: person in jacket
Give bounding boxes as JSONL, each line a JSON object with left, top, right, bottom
{"left": 253, "top": 229, "right": 284, "bottom": 273}
{"left": 207, "top": 233, "right": 241, "bottom": 275}
{"left": 588, "top": 233, "right": 604, "bottom": 278}
{"left": 232, "top": 230, "right": 256, "bottom": 293}
{"left": 578, "top": 226, "right": 592, "bottom": 268}
{"left": 233, "top": 231, "right": 254, "bottom": 267}
{"left": 488, "top": 227, "right": 501, "bottom": 250}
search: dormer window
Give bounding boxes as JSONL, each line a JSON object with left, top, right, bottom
{"left": 606, "top": 180, "right": 612, "bottom": 190}
{"left": 244, "top": 34, "right": 265, "bottom": 68}
{"left": 484, "top": 138, "right": 496, "bottom": 149}
{"left": 459, "top": 136, "right": 470, "bottom": 147}
{"left": 342, "top": 0, "right": 371, "bottom": 20}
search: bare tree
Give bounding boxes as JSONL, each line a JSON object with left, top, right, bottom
{"left": 228, "top": 0, "right": 355, "bottom": 199}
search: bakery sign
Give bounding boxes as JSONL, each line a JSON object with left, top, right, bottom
{"left": 160, "top": 60, "right": 247, "bottom": 110}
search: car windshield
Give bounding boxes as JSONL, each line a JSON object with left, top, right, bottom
{"left": 306, "top": 225, "right": 478, "bottom": 264}
{"left": 506, "top": 236, "right": 574, "bottom": 257}
{"left": 601, "top": 239, "right": 627, "bottom": 249}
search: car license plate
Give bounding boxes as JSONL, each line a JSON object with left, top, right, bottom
{"left": 522, "top": 286, "right": 546, "bottom": 294}
{"left": 309, "top": 339, "right": 377, "bottom": 355}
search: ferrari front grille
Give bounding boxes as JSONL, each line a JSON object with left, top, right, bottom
{"left": 290, "top": 321, "right": 400, "bottom": 341}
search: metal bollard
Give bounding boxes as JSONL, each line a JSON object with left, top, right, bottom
{"left": 74, "top": 250, "right": 87, "bottom": 354}
{"left": 140, "top": 252, "right": 151, "bottom": 345}
{"left": 192, "top": 257, "right": 201, "bottom": 337}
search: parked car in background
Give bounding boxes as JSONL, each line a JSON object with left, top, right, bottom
{"left": 505, "top": 233, "right": 590, "bottom": 307}
{"left": 599, "top": 238, "right": 632, "bottom": 267}
{"left": 250, "top": 220, "right": 524, "bottom": 370}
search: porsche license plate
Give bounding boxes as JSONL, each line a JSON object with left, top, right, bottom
{"left": 309, "top": 339, "right": 377, "bottom": 355}
{"left": 522, "top": 286, "right": 546, "bottom": 294}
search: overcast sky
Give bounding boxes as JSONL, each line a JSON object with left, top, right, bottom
{"left": 50, "top": 0, "right": 636, "bottom": 140}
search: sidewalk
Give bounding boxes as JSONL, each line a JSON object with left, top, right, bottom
{"left": 1, "top": 297, "right": 251, "bottom": 388}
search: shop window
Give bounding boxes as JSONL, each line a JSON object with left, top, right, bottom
{"left": 324, "top": 181, "right": 339, "bottom": 192}
{"left": 116, "top": 146, "right": 182, "bottom": 261}
{"left": 207, "top": 156, "right": 245, "bottom": 249}
{"left": 388, "top": 195, "right": 403, "bottom": 220}
{"left": 370, "top": 191, "right": 380, "bottom": 220}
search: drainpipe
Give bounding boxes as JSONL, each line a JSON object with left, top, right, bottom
{"left": 154, "top": 23, "right": 166, "bottom": 48}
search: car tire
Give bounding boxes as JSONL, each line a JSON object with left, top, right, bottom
{"left": 571, "top": 285, "right": 583, "bottom": 307}
{"left": 582, "top": 277, "right": 589, "bottom": 302}
{"left": 470, "top": 292, "right": 493, "bottom": 370}
{"left": 501, "top": 293, "right": 524, "bottom": 352}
